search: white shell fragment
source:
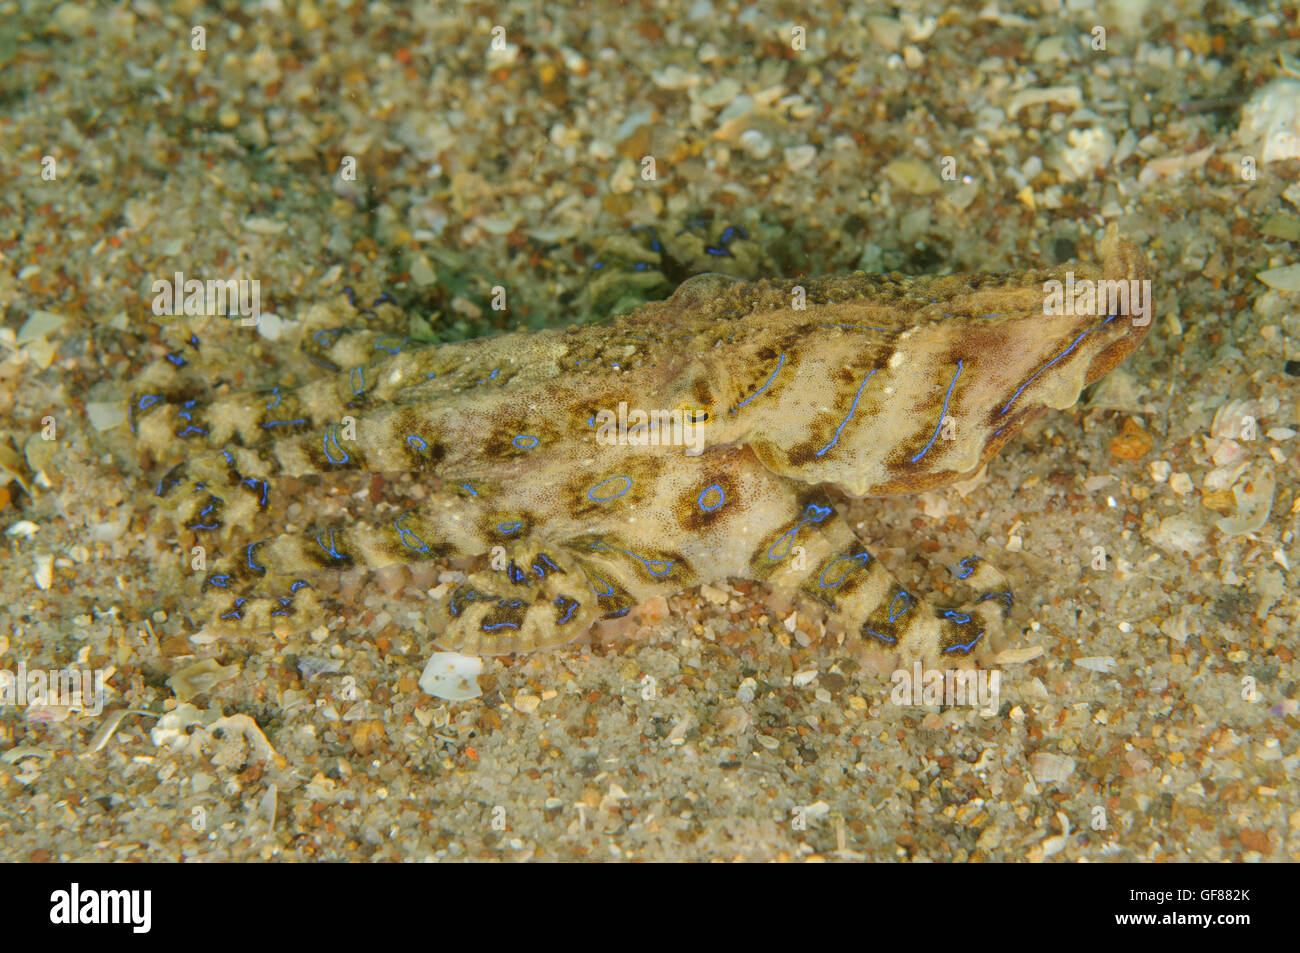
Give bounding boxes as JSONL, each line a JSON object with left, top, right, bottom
{"left": 419, "top": 651, "right": 484, "bottom": 701}
{"left": 1237, "top": 77, "right": 1300, "bottom": 164}
{"left": 1216, "top": 470, "right": 1275, "bottom": 537}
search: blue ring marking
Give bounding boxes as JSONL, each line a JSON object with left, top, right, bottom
{"left": 459, "top": 484, "right": 478, "bottom": 497}
{"left": 767, "top": 503, "right": 833, "bottom": 561}
{"left": 955, "top": 556, "right": 980, "bottom": 580}
{"left": 497, "top": 521, "right": 524, "bottom": 536}
{"left": 942, "top": 631, "right": 985, "bottom": 654}
{"left": 941, "top": 609, "right": 972, "bottom": 625}
{"left": 513, "top": 435, "right": 539, "bottom": 449}
{"left": 316, "top": 530, "right": 345, "bottom": 561}
{"left": 323, "top": 425, "right": 349, "bottom": 464}
{"left": 245, "top": 542, "right": 266, "bottom": 575}
{"left": 554, "top": 596, "right": 579, "bottom": 625}
{"left": 910, "top": 360, "right": 963, "bottom": 463}
{"left": 815, "top": 370, "right": 877, "bottom": 457}
{"left": 817, "top": 551, "right": 872, "bottom": 588}
{"left": 207, "top": 574, "right": 232, "bottom": 589}
{"left": 262, "top": 418, "right": 308, "bottom": 429}
{"left": 482, "top": 621, "right": 520, "bottom": 631}
{"left": 375, "top": 335, "right": 408, "bottom": 354}
{"left": 137, "top": 394, "right": 161, "bottom": 410}
{"left": 350, "top": 366, "right": 366, "bottom": 397}
{"left": 393, "top": 515, "right": 429, "bottom": 553}
{"left": 241, "top": 478, "right": 269, "bottom": 507}
{"left": 589, "top": 476, "right": 632, "bottom": 502}
{"left": 888, "top": 591, "right": 912, "bottom": 623}
{"left": 220, "top": 598, "right": 247, "bottom": 621}
{"left": 407, "top": 434, "right": 427, "bottom": 451}
{"left": 697, "top": 484, "right": 725, "bottom": 511}
{"left": 533, "top": 554, "right": 560, "bottom": 578}
{"left": 265, "top": 387, "right": 282, "bottom": 409}
{"left": 735, "top": 353, "right": 786, "bottom": 410}
{"left": 314, "top": 328, "right": 343, "bottom": 348}
{"left": 864, "top": 626, "right": 896, "bottom": 645}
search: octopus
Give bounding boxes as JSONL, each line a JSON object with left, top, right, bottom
{"left": 129, "top": 225, "right": 1151, "bottom": 668}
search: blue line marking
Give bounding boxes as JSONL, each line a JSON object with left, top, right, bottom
{"left": 322, "top": 425, "right": 349, "bottom": 464}
{"left": 955, "top": 557, "right": 979, "bottom": 579}
{"left": 864, "top": 626, "right": 896, "bottom": 645}
{"left": 815, "top": 371, "right": 876, "bottom": 457}
{"left": 736, "top": 353, "right": 785, "bottom": 409}
{"left": 241, "top": 478, "right": 269, "bottom": 507}
{"left": 588, "top": 476, "right": 632, "bottom": 502}
{"left": 942, "top": 631, "right": 984, "bottom": 654}
{"left": 262, "top": 418, "right": 308, "bottom": 429}
{"left": 394, "top": 515, "right": 429, "bottom": 553}
{"left": 207, "top": 575, "right": 232, "bottom": 589}
{"left": 554, "top": 596, "right": 579, "bottom": 625}
{"left": 497, "top": 521, "right": 523, "bottom": 536}
{"left": 909, "top": 360, "right": 962, "bottom": 463}
{"left": 590, "top": 541, "right": 675, "bottom": 577}
{"left": 316, "top": 530, "right": 345, "bottom": 561}
{"left": 533, "top": 554, "right": 560, "bottom": 578}
{"left": 482, "top": 621, "right": 519, "bottom": 631}
{"left": 245, "top": 542, "right": 266, "bottom": 575}
{"left": 374, "top": 335, "right": 408, "bottom": 355}
{"left": 350, "top": 366, "right": 366, "bottom": 397}
{"left": 1000, "top": 320, "right": 1113, "bottom": 416}
{"left": 583, "top": 569, "right": 614, "bottom": 598}
{"left": 697, "top": 484, "right": 725, "bottom": 511}
{"left": 941, "top": 609, "right": 971, "bottom": 625}
{"left": 459, "top": 484, "right": 478, "bottom": 497}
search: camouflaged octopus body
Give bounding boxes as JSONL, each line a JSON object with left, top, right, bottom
{"left": 133, "top": 228, "right": 1150, "bottom": 665}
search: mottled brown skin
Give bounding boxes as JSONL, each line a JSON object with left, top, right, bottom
{"left": 132, "top": 227, "right": 1150, "bottom": 665}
